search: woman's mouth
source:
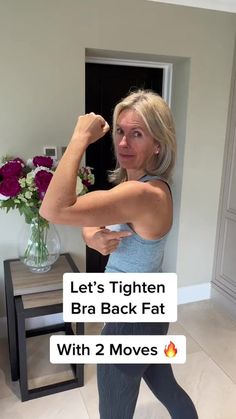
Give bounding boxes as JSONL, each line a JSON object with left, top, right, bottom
{"left": 118, "top": 153, "right": 135, "bottom": 159}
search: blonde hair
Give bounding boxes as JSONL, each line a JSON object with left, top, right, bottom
{"left": 108, "top": 89, "right": 176, "bottom": 184}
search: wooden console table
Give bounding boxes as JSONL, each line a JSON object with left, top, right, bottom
{"left": 4, "top": 253, "right": 84, "bottom": 401}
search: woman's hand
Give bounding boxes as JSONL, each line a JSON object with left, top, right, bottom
{"left": 40, "top": 112, "right": 110, "bottom": 223}
{"left": 72, "top": 113, "right": 110, "bottom": 146}
{"left": 82, "top": 226, "right": 132, "bottom": 255}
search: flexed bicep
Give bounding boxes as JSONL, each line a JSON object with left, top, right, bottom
{"left": 42, "top": 181, "right": 154, "bottom": 227}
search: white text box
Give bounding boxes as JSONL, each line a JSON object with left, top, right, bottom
{"left": 50, "top": 335, "right": 186, "bottom": 364}
{"left": 63, "top": 273, "right": 177, "bottom": 322}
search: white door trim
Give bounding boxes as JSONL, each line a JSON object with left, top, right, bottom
{"left": 212, "top": 47, "right": 236, "bottom": 308}
{"left": 85, "top": 56, "right": 173, "bottom": 107}
{"left": 146, "top": 1, "right": 236, "bottom": 13}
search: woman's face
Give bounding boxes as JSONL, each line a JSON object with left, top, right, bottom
{"left": 114, "top": 109, "right": 158, "bottom": 172}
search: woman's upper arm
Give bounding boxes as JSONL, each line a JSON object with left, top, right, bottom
{"left": 40, "top": 181, "right": 154, "bottom": 227}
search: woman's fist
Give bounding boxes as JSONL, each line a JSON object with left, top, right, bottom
{"left": 72, "top": 113, "right": 110, "bottom": 145}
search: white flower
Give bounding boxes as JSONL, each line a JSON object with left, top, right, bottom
{"left": 32, "top": 166, "right": 54, "bottom": 176}
{"left": 88, "top": 174, "right": 95, "bottom": 183}
{"left": 0, "top": 193, "right": 10, "bottom": 201}
{"left": 28, "top": 185, "right": 37, "bottom": 192}
{"left": 26, "top": 172, "right": 34, "bottom": 185}
{"left": 25, "top": 191, "right": 33, "bottom": 199}
{"left": 76, "top": 176, "right": 84, "bottom": 195}
{"left": 26, "top": 158, "right": 34, "bottom": 168}
{"left": 19, "top": 178, "right": 26, "bottom": 187}
{"left": 18, "top": 194, "right": 27, "bottom": 203}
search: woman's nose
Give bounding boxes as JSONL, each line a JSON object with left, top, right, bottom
{"left": 119, "top": 135, "right": 128, "bottom": 147}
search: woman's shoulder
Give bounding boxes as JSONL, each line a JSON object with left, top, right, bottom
{"left": 113, "top": 177, "right": 170, "bottom": 204}
{"left": 139, "top": 174, "right": 171, "bottom": 191}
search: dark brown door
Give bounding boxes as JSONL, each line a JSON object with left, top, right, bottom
{"left": 85, "top": 62, "right": 163, "bottom": 272}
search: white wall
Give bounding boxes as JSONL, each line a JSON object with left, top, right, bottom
{"left": 0, "top": 0, "right": 236, "bottom": 320}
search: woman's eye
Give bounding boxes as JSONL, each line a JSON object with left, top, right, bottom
{"left": 133, "top": 131, "right": 142, "bottom": 138}
{"left": 116, "top": 127, "right": 123, "bottom": 135}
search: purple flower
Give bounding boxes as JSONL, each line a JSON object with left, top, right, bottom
{"left": 13, "top": 157, "right": 25, "bottom": 166}
{"left": 0, "top": 160, "right": 23, "bottom": 178}
{"left": 82, "top": 179, "right": 90, "bottom": 188}
{"left": 34, "top": 170, "right": 53, "bottom": 199}
{"left": 33, "top": 156, "right": 53, "bottom": 169}
{"left": 0, "top": 176, "right": 21, "bottom": 197}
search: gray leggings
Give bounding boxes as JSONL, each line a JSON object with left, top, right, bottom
{"left": 97, "top": 322, "right": 198, "bottom": 419}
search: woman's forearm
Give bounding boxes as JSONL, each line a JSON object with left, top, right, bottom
{"left": 39, "top": 112, "right": 109, "bottom": 222}
{"left": 39, "top": 138, "right": 87, "bottom": 220}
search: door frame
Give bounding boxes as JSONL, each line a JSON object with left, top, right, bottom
{"left": 211, "top": 47, "right": 236, "bottom": 317}
{"left": 85, "top": 56, "right": 173, "bottom": 107}
{"left": 85, "top": 55, "right": 172, "bottom": 273}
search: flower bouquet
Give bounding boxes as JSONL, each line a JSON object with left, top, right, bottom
{"left": 0, "top": 155, "right": 94, "bottom": 272}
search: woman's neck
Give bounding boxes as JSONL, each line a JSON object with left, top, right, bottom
{"left": 127, "top": 169, "right": 146, "bottom": 181}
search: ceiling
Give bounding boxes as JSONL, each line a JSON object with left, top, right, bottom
{"left": 147, "top": 1, "right": 236, "bottom": 13}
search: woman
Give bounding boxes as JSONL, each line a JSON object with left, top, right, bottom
{"left": 40, "top": 90, "right": 198, "bottom": 419}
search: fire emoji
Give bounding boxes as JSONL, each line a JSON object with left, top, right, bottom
{"left": 164, "top": 341, "right": 177, "bottom": 358}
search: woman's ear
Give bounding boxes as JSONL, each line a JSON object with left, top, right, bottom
{"left": 154, "top": 144, "right": 160, "bottom": 154}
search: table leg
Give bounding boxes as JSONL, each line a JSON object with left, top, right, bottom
{"left": 15, "top": 296, "right": 28, "bottom": 401}
{"left": 4, "top": 261, "right": 19, "bottom": 381}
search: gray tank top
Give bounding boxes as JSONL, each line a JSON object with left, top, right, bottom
{"left": 105, "top": 175, "right": 170, "bottom": 273}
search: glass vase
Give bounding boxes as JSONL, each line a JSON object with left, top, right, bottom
{"left": 18, "top": 216, "right": 61, "bottom": 273}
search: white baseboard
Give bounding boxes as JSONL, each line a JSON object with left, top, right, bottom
{"left": 0, "top": 282, "right": 211, "bottom": 338}
{"left": 178, "top": 282, "right": 211, "bottom": 305}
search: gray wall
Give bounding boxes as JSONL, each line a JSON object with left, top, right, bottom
{"left": 0, "top": 0, "right": 236, "bottom": 319}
